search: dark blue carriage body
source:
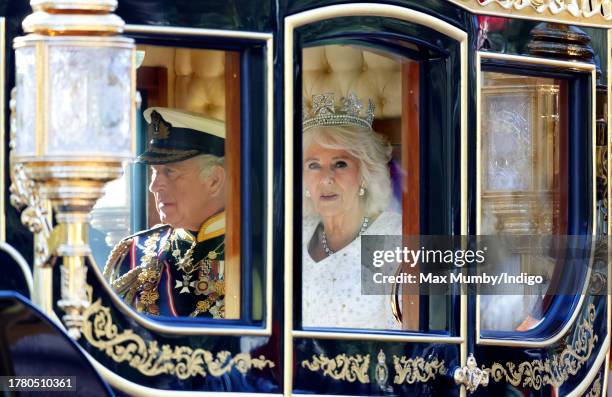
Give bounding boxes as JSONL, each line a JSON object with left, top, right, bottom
{"left": 0, "top": 1, "right": 609, "bottom": 396}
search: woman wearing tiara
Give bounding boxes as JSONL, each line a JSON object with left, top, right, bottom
{"left": 302, "top": 92, "right": 402, "bottom": 330}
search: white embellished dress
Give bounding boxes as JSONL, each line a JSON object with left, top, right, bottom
{"left": 302, "top": 211, "right": 403, "bottom": 330}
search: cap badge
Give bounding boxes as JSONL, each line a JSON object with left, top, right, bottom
{"left": 148, "top": 110, "right": 170, "bottom": 140}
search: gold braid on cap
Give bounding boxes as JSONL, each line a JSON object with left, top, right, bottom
{"left": 303, "top": 92, "right": 375, "bottom": 132}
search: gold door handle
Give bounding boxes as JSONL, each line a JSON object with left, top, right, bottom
{"left": 453, "top": 354, "right": 489, "bottom": 393}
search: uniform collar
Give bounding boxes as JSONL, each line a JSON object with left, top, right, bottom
{"left": 197, "top": 211, "right": 225, "bottom": 242}
{"left": 175, "top": 211, "right": 226, "bottom": 243}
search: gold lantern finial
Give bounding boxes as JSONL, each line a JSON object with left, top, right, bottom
{"left": 23, "top": 0, "right": 124, "bottom": 35}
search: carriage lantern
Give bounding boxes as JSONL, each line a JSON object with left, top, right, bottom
{"left": 11, "top": 0, "right": 136, "bottom": 338}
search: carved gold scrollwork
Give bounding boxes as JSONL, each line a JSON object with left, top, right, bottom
{"left": 393, "top": 355, "right": 447, "bottom": 384}
{"left": 81, "top": 298, "right": 275, "bottom": 379}
{"left": 585, "top": 372, "right": 603, "bottom": 397}
{"left": 301, "top": 351, "right": 448, "bottom": 385}
{"left": 484, "top": 303, "right": 598, "bottom": 390}
{"left": 453, "top": 0, "right": 612, "bottom": 21}
{"left": 301, "top": 353, "right": 370, "bottom": 383}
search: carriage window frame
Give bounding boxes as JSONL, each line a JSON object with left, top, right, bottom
{"left": 84, "top": 26, "right": 274, "bottom": 336}
{"left": 285, "top": 7, "right": 468, "bottom": 343}
{"left": 0, "top": 17, "right": 5, "bottom": 244}
{"left": 475, "top": 52, "right": 597, "bottom": 347}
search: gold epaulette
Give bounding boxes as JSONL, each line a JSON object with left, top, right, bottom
{"left": 110, "top": 266, "right": 143, "bottom": 302}
{"left": 102, "top": 238, "right": 133, "bottom": 282}
{"left": 125, "top": 223, "right": 170, "bottom": 239}
{"left": 102, "top": 224, "right": 171, "bottom": 283}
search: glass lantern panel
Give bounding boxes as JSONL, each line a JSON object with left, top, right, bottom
{"left": 14, "top": 46, "right": 36, "bottom": 156}
{"left": 48, "top": 45, "right": 132, "bottom": 157}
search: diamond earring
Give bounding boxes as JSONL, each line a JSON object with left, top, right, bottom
{"left": 359, "top": 186, "right": 365, "bottom": 196}
{"left": 305, "top": 189, "right": 311, "bottom": 198}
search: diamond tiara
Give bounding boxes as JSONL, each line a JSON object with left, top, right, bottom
{"left": 302, "top": 92, "right": 375, "bottom": 132}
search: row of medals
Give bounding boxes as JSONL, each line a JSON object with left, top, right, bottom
{"left": 174, "top": 244, "right": 224, "bottom": 296}
{"left": 136, "top": 233, "right": 224, "bottom": 315}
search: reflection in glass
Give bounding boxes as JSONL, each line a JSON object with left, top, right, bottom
{"left": 92, "top": 45, "right": 246, "bottom": 320}
{"left": 89, "top": 166, "right": 131, "bottom": 268}
{"left": 300, "top": 45, "right": 407, "bottom": 330}
{"left": 479, "top": 72, "right": 566, "bottom": 332}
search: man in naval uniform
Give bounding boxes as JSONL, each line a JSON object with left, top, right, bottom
{"left": 103, "top": 107, "right": 227, "bottom": 318}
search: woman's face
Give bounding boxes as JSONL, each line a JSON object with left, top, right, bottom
{"left": 303, "top": 142, "right": 362, "bottom": 218}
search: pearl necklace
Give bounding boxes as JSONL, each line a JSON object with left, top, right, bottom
{"left": 321, "top": 217, "right": 369, "bottom": 256}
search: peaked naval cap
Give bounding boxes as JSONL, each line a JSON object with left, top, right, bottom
{"left": 138, "top": 107, "right": 225, "bottom": 164}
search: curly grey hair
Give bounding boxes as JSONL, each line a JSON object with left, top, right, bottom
{"left": 302, "top": 125, "right": 392, "bottom": 218}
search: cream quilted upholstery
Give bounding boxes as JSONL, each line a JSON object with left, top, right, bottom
{"left": 174, "top": 48, "right": 226, "bottom": 120}
{"left": 140, "top": 45, "right": 227, "bottom": 121}
{"left": 140, "top": 44, "right": 401, "bottom": 121}
{"left": 303, "top": 45, "right": 402, "bottom": 119}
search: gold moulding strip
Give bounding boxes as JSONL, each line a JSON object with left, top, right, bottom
{"left": 483, "top": 303, "right": 598, "bottom": 391}
{"left": 81, "top": 298, "right": 275, "bottom": 379}
{"left": 300, "top": 352, "right": 447, "bottom": 385}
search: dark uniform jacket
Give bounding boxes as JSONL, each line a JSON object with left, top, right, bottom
{"left": 103, "top": 211, "right": 225, "bottom": 318}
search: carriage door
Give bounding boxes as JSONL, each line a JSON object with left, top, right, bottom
{"left": 284, "top": 5, "right": 467, "bottom": 396}
{"left": 465, "top": 50, "right": 609, "bottom": 396}
{"left": 72, "top": 26, "right": 277, "bottom": 395}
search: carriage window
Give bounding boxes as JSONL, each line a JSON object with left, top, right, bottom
{"left": 479, "top": 72, "right": 567, "bottom": 332}
{"left": 89, "top": 44, "right": 263, "bottom": 322}
{"left": 300, "top": 44, "right": 448, "bottom": 331}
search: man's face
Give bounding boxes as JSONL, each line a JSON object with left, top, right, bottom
{"left": 149, "top": 157, "right": 211, "bottom": 230}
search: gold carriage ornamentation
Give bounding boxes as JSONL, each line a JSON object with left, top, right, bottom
{"left": 450, "top": 0, "right": 612, "bottom": 25}
{"left": 81, "top": 297, "right": 275, "bottom": 379}
{"left": 301, "top": 351, "right": 448, "bottom": 385}
{"left": 483, "top": 303, "right": 599, "bottom": 390}
{"left": 301, "top": 353, "right": 371, "bottom": 383}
